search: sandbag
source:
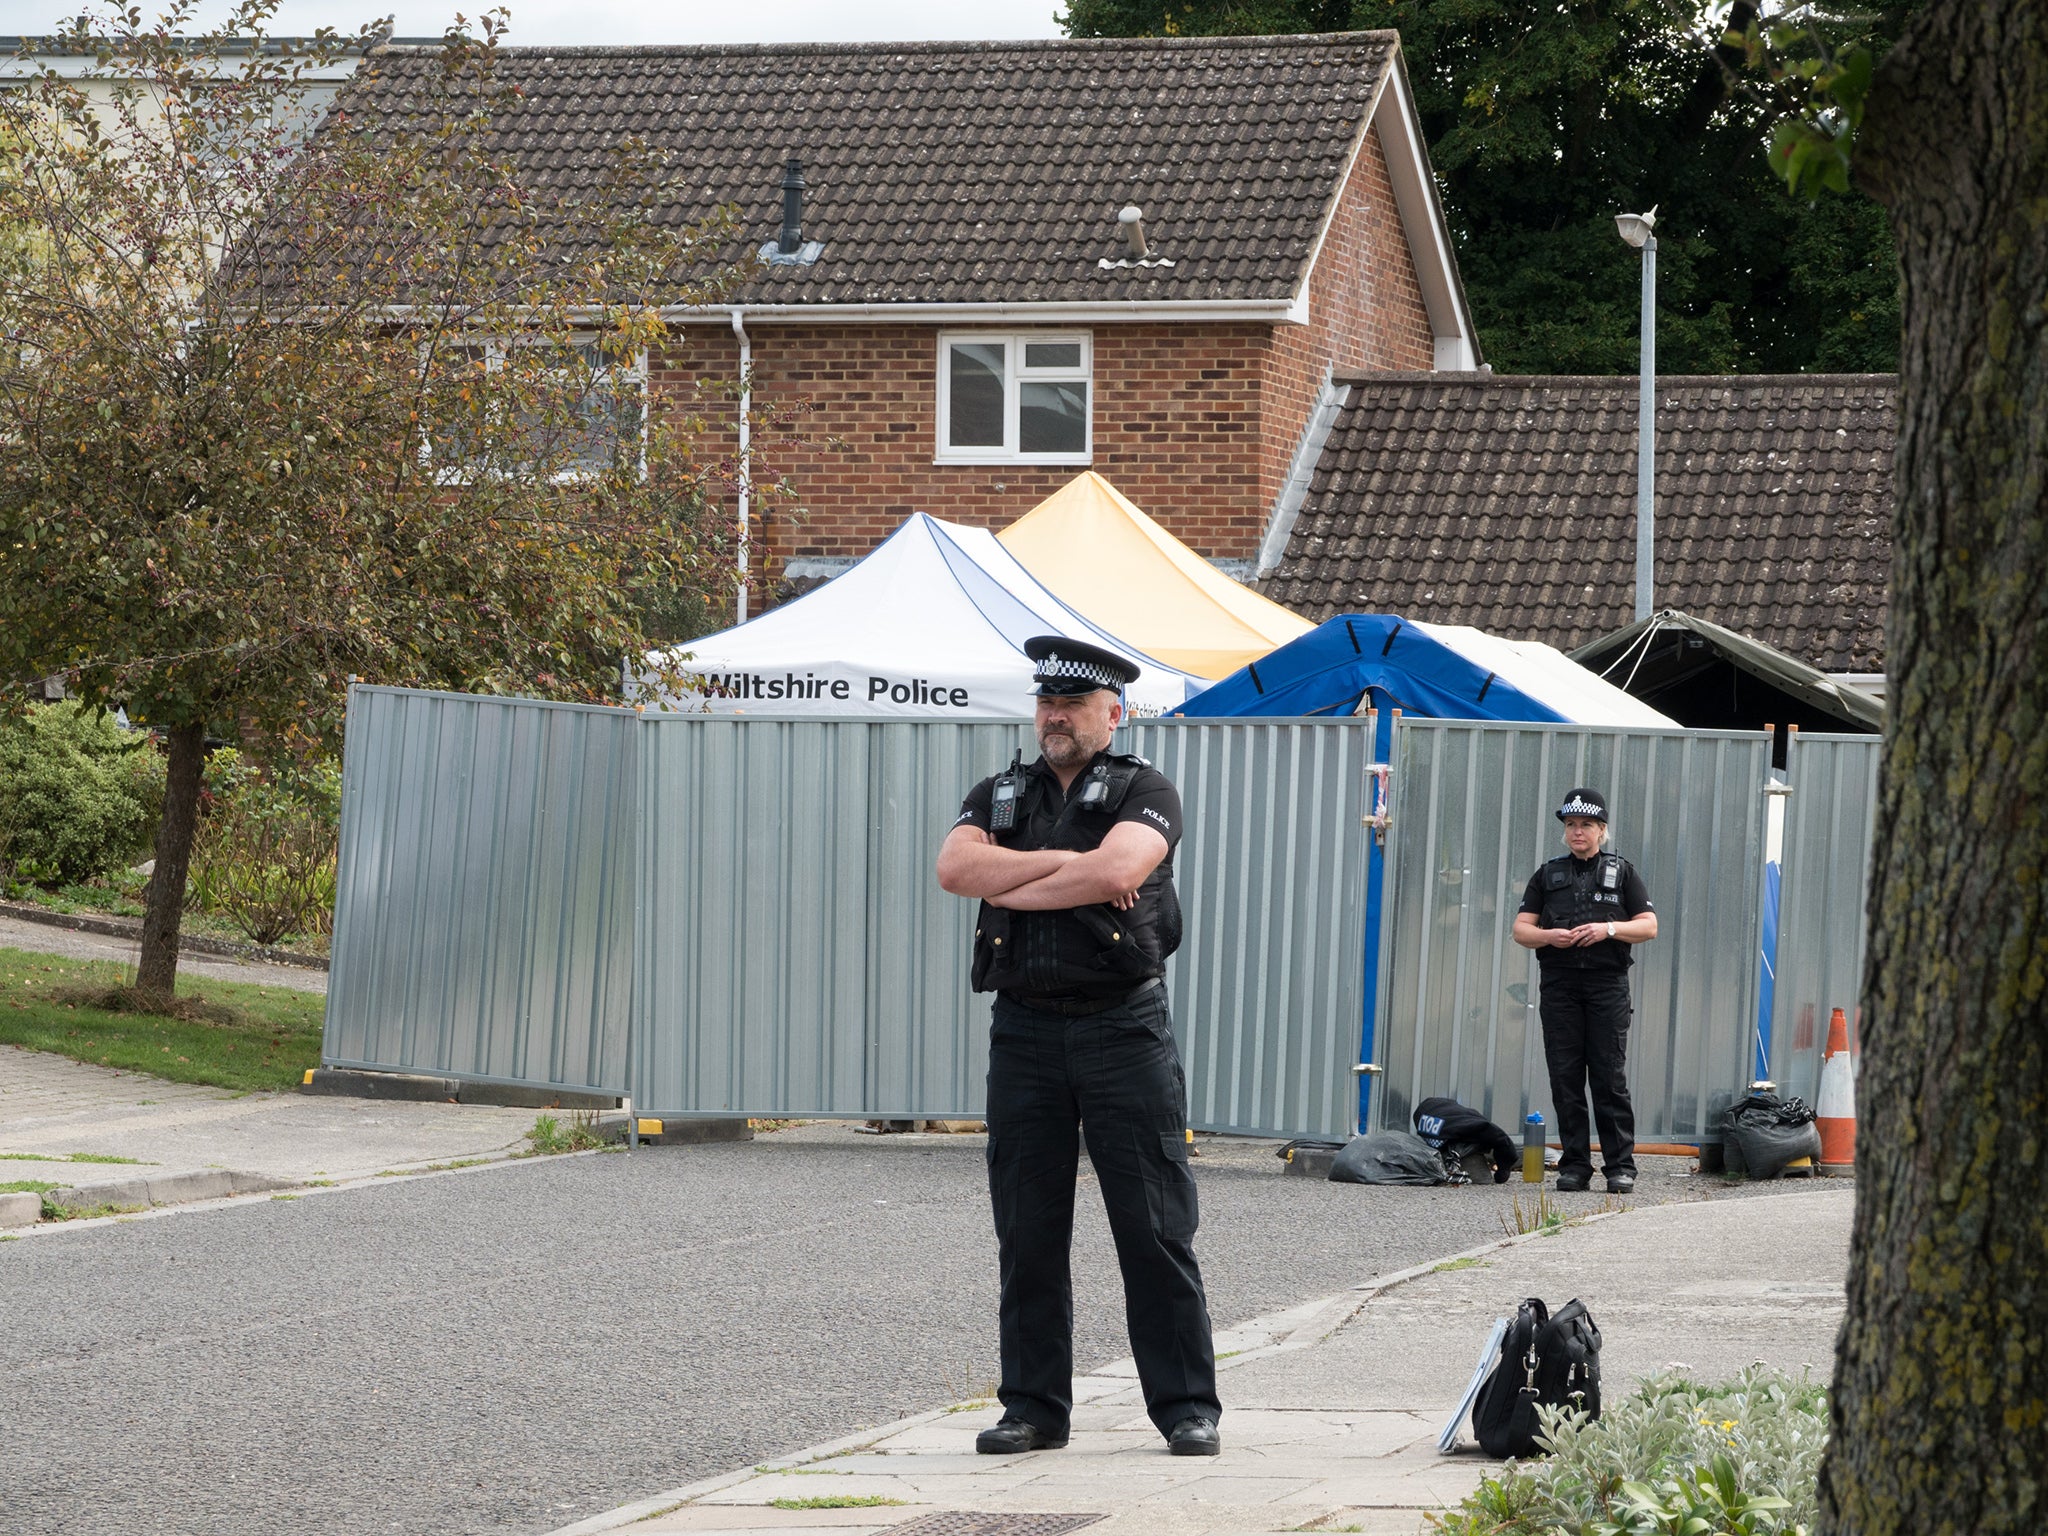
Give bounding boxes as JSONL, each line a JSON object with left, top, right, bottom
{"left": 1329, "top": 1129, "right": 1450, "bottom": 1186}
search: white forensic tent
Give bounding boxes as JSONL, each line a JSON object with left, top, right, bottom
{"left": 635, "top": 513, "right": 1203, "bottom": 719}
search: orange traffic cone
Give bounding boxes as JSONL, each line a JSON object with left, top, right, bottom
{"left": 1816, "top": 1006, "right": 1856, "bottom": 1172}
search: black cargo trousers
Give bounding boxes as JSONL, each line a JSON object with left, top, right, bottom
{"left": 1538, "top": 967, "right": 1638, "bottom": 1180}
{"left": 984, "top": 983, "right": 1221, "bottom": 1438}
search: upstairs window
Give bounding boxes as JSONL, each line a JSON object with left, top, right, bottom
{"left": 937, "top": 332, "right": 1091, "bottom": 463}
{"left": 427, "top": 338, "right": 645, "bottom": 483}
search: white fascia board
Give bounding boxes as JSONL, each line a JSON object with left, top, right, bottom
{"left": 652, "top": 299, "right": 1303, "bottom": 326}
{"left": 1369, "top": 55, "right": 1480, "bottom": 368}
{"left": 1285, "top": 65, "right": 1395, "bottom": 328}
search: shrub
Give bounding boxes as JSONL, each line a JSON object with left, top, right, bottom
{"left": 1431, "top": 1368, "right": 1828, "bottom": 1536}
{"left": 189, "top": 750, "right": 341, "bottom": 945}
{"left": 0, "top": 703, "right": 164, "bottom": 885}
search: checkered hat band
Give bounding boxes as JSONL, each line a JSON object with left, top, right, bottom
{"left": 1560, "top": 797, "right": 1604, "bottom": 817}
{"left": 1036, "top": 655, "right": 1123, "bottom": 688}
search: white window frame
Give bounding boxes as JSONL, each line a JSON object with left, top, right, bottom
{"left": 934, "top": 330, "right": 1093, "bottom": 465}
{"left": 426, "top": 335, "right": 648, "bottom": 485}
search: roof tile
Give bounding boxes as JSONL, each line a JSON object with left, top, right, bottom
{"left": 1261, "top": 373, "right": 1896, "bottom": 671}
{"left": 330, "top": 33, "right": 1397, "bottom": 305}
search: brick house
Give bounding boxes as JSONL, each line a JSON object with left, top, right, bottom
{"left": 335, "top": 33, "right": 1480, "bottom": 602}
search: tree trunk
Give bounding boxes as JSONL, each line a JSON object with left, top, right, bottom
{"left": 1820, "top": 3, "right": 2048, "bottom": 1531}
{"left": 136, "top": 723, "right": 206, "bottom": 997}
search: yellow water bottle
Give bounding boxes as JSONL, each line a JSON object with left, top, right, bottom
{"left": 1523, "top": 1112, "right": 1545, "bottom": 1183}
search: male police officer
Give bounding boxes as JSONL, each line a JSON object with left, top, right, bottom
{"left": 935, "top": 635, "right": 1222, "bottom": 1459}
{"left": 1511, "top": 789, "right": 1658, "bottom": 1194}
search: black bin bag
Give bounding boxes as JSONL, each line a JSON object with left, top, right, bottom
{"left": 1720, "top": 1093, "right": 1823, "bottom": 1180}
{"left": 1328, "top": 1129, "right": 1449, "bottom": 1186}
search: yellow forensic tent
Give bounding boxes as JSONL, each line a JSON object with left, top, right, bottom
{"left": 996, "top": 472, "right": 1315, "bottom": 679}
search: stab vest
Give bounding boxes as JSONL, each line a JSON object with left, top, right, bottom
{"left": 971, "top": 751, "right": 1184, "bottom": 999}
{"left": 1537, "top": 852, "right": 1635, "bottom": 971}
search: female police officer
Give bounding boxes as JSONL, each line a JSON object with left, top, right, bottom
{"left": 935, "top": 636, "right": 1222, "bottom": 1459}
{"left": 1511, "top": 788, "right": 1658, "bottom": 1194}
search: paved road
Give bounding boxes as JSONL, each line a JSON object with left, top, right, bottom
{"left": 0, "top": 1124, "right": 1779, "bottom": 1536}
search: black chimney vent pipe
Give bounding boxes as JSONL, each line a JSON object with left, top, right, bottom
{"left": 779, "top": 158, "right": 805, "bottom": 255}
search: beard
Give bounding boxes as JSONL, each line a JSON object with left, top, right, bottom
{"left": 1038, "top": 722, "right": 1102, "bottom": 769}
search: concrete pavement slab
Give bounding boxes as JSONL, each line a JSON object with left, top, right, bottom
{"left": 0, "top": 1042, "right": 543, "bottom": 1226}
{"left": 569, "top": 1183, "right": 1851, "bottom": 1536}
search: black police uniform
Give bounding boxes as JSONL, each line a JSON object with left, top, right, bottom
{"left": 954, "top": 743, "right": 1220, "bottom": 1443}
{"left": 1517, "top": 843, "right": 1654, "bottom": 1183}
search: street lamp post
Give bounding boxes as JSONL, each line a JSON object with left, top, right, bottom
{"left": 1616, "top": 207, "right": 1657, "bottom": 621}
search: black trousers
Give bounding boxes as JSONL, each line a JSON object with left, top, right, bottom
{"left": 1539, "top": 968, "right": 1637, "bottom": 1180}
{"left": 985, "top": 985, "right": 1220, "bottom": 1439}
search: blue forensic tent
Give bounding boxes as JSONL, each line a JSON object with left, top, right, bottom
{"left": 1178, "top": 614, "right": 1677, "bottom": 726}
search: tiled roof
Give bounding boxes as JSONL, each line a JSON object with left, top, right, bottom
{"left": 1260, "top": 373, "right": 1896, "bottom": 671}
{"left": 330, "top": 33, "right": 1398, "bottom": 305}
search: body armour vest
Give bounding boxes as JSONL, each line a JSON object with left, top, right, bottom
{"left": 971, "top": 752, "right": 1184, "bottom": 999}
{"left": 1538, "top": 852, "right": 1635, "bottom": 972}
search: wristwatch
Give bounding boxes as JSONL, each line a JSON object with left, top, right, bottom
{"left": 1605, "top": 921, "right": 1616, "bottom": 939}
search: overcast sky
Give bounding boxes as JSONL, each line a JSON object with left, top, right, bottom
{"left": 0, "top": 0, "right": 1071, "bottom": 44}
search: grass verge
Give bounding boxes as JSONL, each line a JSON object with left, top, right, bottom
{"left": 0, "top": 947, "right": 324, "bottom": 1093}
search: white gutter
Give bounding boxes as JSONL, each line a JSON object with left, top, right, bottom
{"left": 300, "top": 298, "right": 1306, "bottom": 329}
{"left": 656, "top": 298, "right": 1304, "bottom": 326}
{"left": 730, "top": 307, "right": 752, "bottom": 623}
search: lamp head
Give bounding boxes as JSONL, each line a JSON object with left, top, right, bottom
{"left": 1615, "top": 206, "right": 1658, "bottom": 249}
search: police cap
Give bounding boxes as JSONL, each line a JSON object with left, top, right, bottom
{"left": 1023, "top": 634, "right": 1141, "bottom": 697}
{"left": 1556, "top": 787, "right": 1609, "bottom": 823}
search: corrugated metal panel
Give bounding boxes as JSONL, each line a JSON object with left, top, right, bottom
{"left": 1770, "top": 734, "right": 1882, "bottom": 1104}
{"left": 631, "top": 715, "right": 1372, "bottom": 1134}
{"left": 324, "top": 687, "right": 636, "bottom": 1093}
{"left": 327, "top": 691, "right": 1867, "bottom": 1146}
{"left": 1375, "top": 721, "right": 1771, "bottom": 1142}
{"left": 632, "top": 718, "right": 1020, "bottom": 1118}
{"left": 1135, "top": 720, "right": 1372, "bottom": 1142}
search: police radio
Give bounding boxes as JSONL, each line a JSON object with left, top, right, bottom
{"left": 989, "top": 749, "right": 1024, "bottom": 832}
{"left": 1599, "top": 854, "right": 1622, "bottom": 894}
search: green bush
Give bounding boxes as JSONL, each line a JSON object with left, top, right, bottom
{"left": 0, "top": 704, "right": 164, "bottom": 885}
{"left": 189, "top": 749, "right": 340, "bottom": 945}
{"left": 1432, "top": 1369, "right": 1828, "bottom": 1536}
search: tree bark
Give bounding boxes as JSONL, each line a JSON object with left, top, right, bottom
{"left": 1820, "top": 2, "right": 2048, "bottom": 1531}
{"left": 136, "top": 723, "right": 206, "bottom": 997}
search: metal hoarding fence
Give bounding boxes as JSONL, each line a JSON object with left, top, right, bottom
{"left": 324, "top": 686, "right": 637, "bottom": 1095}
{"left": 630, "top": 717, "right": 1014, "bottom": 1119}
{"left": 1134, "top": 720, "right": 1373, "bottom": 1142}
{"left": 626, "top": 715, "right": 1373, "bottom": 1135}
{"left": 1768, "top": 734, "right": 1882, "bottom": 1105}
{"left": 324, "top": 689, "right": 1878, "bottom": 1149}
{"left": 1373, "top": 720, "right": 1772, "bottom": 1145}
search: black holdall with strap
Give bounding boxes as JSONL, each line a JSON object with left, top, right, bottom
{"left": 1469, "top": 1297, "right": 1603, "bottom": 1458}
